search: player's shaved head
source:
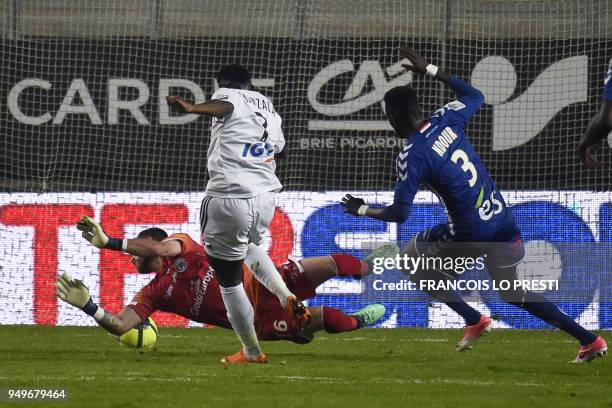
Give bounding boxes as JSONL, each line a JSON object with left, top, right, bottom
{"left": 384, "top": 86, "right": 421, "bottom": 136}
{"left": 131, "top": 227, "right": 168, "bottom": 274}
{"left": 137, "top": 227, "right": 168, "bottom": 242}
{"left": 216, "top": 64, "right": 252, "bottom": 89}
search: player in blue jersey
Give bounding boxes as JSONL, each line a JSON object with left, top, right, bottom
{"left": 579, "top": 58, "right": 612, "bottom": 167}
{"left": 342, "top": 47, "right": 607, "bottom": 362}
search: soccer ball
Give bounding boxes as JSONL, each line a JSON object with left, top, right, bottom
{"left": 118, "top": 317, "right": 158, "bottom": 352}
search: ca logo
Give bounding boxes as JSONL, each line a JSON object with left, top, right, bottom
{"left": 307, "top": 59, "right": 413, "bottom": 130}
{"left": 470, "top": 55, "right": 588, "bottom": 151}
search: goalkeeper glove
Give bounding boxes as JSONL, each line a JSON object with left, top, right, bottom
{"left": 341, "top": 194, "right": 369, "bottom": 216}
{"left": 54, "top": 272, "right": 104, "bottom": 320}
{"left": 76, "top": 216, "right": 125, "bottom": 251}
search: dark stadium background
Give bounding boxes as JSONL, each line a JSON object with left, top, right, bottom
{"left": 1, "top": 38, "right": 610, "bottom": 192}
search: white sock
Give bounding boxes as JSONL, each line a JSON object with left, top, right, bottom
{"left": 219, "top": 283, "right": 262, "bottom": 358}
{"left": 245, "top": 243, "right": 293, "bottom": 307}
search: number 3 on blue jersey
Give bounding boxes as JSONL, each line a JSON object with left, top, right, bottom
{"left": 449, "top": 148, "right": 503, "bottom": 221}
{"left": 450, "top": 149, "right": 477, "bottom": 187}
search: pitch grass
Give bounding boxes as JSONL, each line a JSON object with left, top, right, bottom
{"left": 0, "top": 326, "right": 610, "bottom": 408}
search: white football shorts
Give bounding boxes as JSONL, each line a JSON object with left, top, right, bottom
{"left": 199, "top": 191, "right": 276, "bottom": 261}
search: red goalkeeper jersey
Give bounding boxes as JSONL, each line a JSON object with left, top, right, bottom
{"left": 126, "top": 233, "right": 317, "bottom": 343}
{"left": 127, "top": 233, "right": 232, "bottom": 329}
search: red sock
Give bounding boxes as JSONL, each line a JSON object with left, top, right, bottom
{"left": 330, "top": 253, "right": 367, "bottom": 277}
{"left": 322, "top": 306, "right": 358, "bottom": 333}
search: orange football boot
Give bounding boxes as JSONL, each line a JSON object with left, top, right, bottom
{"left": 220, "top": 349, "right": 268, "bottom": 364}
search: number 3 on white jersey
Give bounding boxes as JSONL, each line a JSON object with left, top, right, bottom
{"left": 450, "top": 149, "right": 477, "bottom": 187}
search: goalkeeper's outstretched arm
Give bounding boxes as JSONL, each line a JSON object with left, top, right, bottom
{"left": 95, "top": 308, "right": 142, "bottom": 336}
{"left": 54, "top": 273, "right": 142, "bottom": 335}
{"left": 76, "top": 216, "right": 181, "bottom": 257}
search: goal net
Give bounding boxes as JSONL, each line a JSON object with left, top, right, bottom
{"left": 0, "top": 0, "right": 610, "bottom": 330}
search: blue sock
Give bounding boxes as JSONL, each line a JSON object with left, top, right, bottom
{"left": 445, "top": 301, "right": 482, "bottom": 326}
{"left": 415, "top": 272, "right": 481, "bottom": 325}
{"left": 515, "top": 292, "right": 597, "bottom": 346}
{"left": 422, "top": 286, "right": 481, "bottom": 325}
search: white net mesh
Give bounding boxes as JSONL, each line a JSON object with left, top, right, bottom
{"left": 0, "top": 0, "right": 610, "bottom": 329}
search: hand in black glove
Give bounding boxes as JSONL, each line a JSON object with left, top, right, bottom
{"left": 341, "top": 194, "right": 367, "bottom": 216}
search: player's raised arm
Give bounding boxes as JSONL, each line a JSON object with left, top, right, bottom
{"left": 166, "top": 95, "right": 234, "bottom": 118}
{"left": 579, "top": 101, "right": 612, "bottom": 168}
{"left": 400, "top": 47, "right": 484, "bottom": 122}
{"left": 54, "top": 273, "right": 142, "bottom": 335}
{"left": 76, "top": 216, "right": 181, "bottom": 258}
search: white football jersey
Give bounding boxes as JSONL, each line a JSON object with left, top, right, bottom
{"left": 205, "top": 87, "right": 285, "bottom": 198}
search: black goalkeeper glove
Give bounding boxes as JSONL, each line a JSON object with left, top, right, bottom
{"left": 341, "top": 194, "right": 368, "bottom": 216}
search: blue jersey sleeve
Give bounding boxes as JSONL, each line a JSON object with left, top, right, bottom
{"left": 604, "top": 58, "right": 612, "bottom": 102}
{"left": 444, "top": 76, "right": 485, "bottom": 124}
{"left": 382, "top": 148, "right": 429, "bottom": 223}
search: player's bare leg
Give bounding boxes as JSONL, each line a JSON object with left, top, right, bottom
{"left": 209, "top": 254, "right": 267, "bottom": 364}
{"left": 245, "top": 244, "right": 311, "bottom": 330}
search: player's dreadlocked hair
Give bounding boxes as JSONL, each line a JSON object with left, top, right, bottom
{"left": 384, "top": 86, "right": 421, "bottom": 136}
{"left": 216, "top": 64, "right": 252, "bottom": 89}
{"left": 137, "top": 227, "right": 168, "bottom": 242}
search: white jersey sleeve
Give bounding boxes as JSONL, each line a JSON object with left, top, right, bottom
{"left": 205, "top": 88, "right": 284, "bottom": 198}
{"left": 275, "top": 119, "right": 285, "bottom": 154}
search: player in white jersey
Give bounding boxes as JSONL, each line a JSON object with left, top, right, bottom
{"left": 206, "top": 85, "right": 284, "bottom": 197}
{"left": 167, "top": 64, "right": 310, "bottom": 364}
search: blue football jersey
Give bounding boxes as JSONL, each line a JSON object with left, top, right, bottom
{"left": 604, "top": 58, "right": 612, "bottom": 102}
{"left": 386, "top": 76, "right": 515, "bottom": 241}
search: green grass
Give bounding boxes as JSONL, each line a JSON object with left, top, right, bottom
{"left": 0, "top": 326, "right": 610, "bottom": 408}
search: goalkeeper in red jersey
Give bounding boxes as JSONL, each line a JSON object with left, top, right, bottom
{"left": 55, "top": 217, "right": 393, "bottom": 362}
